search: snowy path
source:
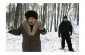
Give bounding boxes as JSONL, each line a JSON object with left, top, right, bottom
{"left": 6, "top": 32, "right": 79, "bottom": 52}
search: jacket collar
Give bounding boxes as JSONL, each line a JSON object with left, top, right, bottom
{"left": 21, "top": 20, "right": 40, "bottom": 36}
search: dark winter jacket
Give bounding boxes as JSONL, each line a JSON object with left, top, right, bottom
{"left": 58, "top": 21, "right": 72, "bottom": 37}
{"left": 9, "top": 20, "right": 47, "bottom": 52}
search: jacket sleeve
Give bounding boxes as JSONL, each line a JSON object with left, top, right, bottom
{"left": 8, "top": 25, "right": 21, "bottom": 35}
{"left": 68, "top": 21, "right": 73, "bottom": 35}
{"left": 40, "top": 28, "right": 47, "bottom": 35}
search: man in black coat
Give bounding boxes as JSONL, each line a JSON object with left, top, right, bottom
{"left": 58, "top": 16, "right": 74, "bottom": 52}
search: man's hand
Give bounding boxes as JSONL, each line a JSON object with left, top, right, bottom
{"left": 8, "top": 26, "right": 14, "bottom": 30}
{"left": 8, "top": 26, "right": 14, "bottom": 33}
{"left": 38, "top": 24, "right": 44, "bottom": 30}
{"left": 69, "top": 32, "right": 72, "bottom": 36}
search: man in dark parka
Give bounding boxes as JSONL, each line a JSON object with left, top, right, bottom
{"left": 8, "top": 10, "right": 47, "bottom": 52}
{"left": 58, "top": 16, "right": 74, "bottom": 52}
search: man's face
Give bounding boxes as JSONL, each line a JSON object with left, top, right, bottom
{"left": 63, "top": 18, "right": 67, "bottom": 22}
{"left": 27, "top": 17, "right": 36, "bottom": 25}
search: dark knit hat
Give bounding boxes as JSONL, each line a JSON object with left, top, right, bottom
{"left": 63, "top": 16, "right": 67, "bottom": 19}
{"left": 25, "top": 10, "right": 38, "bottom": 19}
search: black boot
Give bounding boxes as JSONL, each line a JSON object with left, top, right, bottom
{"left": 69, "top": 49, "right": 74, "bottom": 52}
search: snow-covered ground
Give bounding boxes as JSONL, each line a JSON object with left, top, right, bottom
{"left": 41, "top": 32, "right": 79, "bottom": 52}
{"left": 6, "top": 29, "right": 79, "bottom": 52}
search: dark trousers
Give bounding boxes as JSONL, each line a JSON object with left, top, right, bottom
{"left": 61, "top": 34, "right": 73, "bottom": 51}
